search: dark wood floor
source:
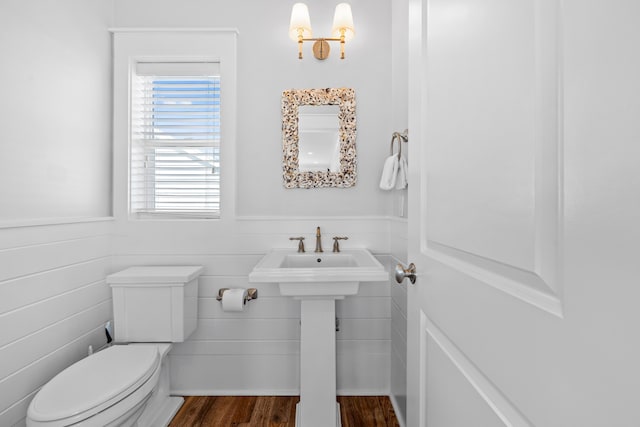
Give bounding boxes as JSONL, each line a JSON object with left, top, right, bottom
{"left": 169, "top": 396, "right": 400, "bottom": 427}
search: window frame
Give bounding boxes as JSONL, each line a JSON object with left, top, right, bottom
{"left": 111, "top": 29, "right": 237, "bottom": 222}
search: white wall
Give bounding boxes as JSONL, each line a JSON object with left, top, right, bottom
{"left": 0, "top": 2, "right": 399, "bottom": 424}
{"left": 113, "top": 0, "right": 394, "bottom": 217}
{"left": 0, "top": 0, "right": 113, "bottom": 221}
{"left": 0, "top": 2, "right": 114, "bottom": 425}
{"left": 110, "top": 0, "right": 397, "bottom": 396}
{"left": 391, "top": 0, "right": 410, "bottom": 220}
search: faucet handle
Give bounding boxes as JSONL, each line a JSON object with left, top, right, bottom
{"left": 289, "top": 237, "right": 306, "bottom": 253}
{"left": 332, "top": 236, "right": 349, "bottom": 252}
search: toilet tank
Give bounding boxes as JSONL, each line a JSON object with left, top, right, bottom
{"left": 106, "top": 266, "right": 203, "bottom": 343}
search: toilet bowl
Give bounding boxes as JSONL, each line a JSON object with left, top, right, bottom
{"left": 27, "top": 344, "right": 166, "bottom": 427}
{"left": 26, "top": 266, "right": 203, "bottom": 427}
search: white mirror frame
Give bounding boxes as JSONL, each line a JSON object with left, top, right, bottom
{"left": 282, "top": 88, "right": 357, "bottom": 188}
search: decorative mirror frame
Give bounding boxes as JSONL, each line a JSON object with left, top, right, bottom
{"left": 282, "top": 88, "right": 357, "bottom": 188}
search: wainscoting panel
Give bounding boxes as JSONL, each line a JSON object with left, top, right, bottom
{"left": 0, "top": 281, "right": 110, "bottom": 347}
{"left": 389, "top": 218, "right": 408, "bottom": 426}
{"left": 0, "top": 216, "right": 394, "bottom": 424}
{"left": 0, "top": 301, "right": 112, "bottom": 380}
{"left": 110, "top": 217, "right": 390, "bottom": 256}
{"left": 111, "top": 218, "right": 393, "bottom": 396}
{"left": 337, "top": 340, "right": 391, "bottom": 395}
{"left": 0, "top": 235, "right": 110, "bottom": 283}
{"left": 0, "top": 220, "right": 113, "bottom": 427}
{"left": 171, "top": 354, "right": 301, "bottom": 395}
{"left": 0, "top": 258, "right": 109, "bottom": 314}
{"left": 171, "top": 341, "right": 391, "bottom": 396}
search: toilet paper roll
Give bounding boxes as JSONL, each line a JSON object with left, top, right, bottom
{"left": 222, "top": 288, "right": 248, "bottom": 312}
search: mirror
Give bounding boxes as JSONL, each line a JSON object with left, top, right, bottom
{"left": 298, "top": 105, "right": 341, "bottom": 172}
{"left": 282, "top": 88, "right": 356, "bottom": 188}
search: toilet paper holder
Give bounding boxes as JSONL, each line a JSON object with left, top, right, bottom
{"left": 216, "top": 288, "right": 258, "bottom": 304}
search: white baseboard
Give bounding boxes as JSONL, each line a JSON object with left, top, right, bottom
{"left": 336, "top": 388, "right": 389, "bottom": 396}
{"left": 171, "top": 388, "right": 390, "bottom": 396}
{"left": 389, "top": 393, "right": 406, "bottom": 427}
{"left": 170, "top": 389, "right": 300, "bottom": 396}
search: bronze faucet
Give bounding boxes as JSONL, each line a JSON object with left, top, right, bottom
{"left": 315, "top": 226, "right": 323, "bottom": 253}
{"left": 332, "top": 236, "right": 348, "bottom": 252}
{"left": 289, "top": 237, "right": 305, "bottom": 252}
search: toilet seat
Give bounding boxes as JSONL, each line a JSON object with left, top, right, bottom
{"left": 28, "top": 345, "right": 160, "bottom": 425}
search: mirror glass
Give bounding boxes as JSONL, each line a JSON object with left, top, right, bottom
{"left": 298, "top": 105, "right": 341, "bottom": 172}
{"left": 282, "top": 88, "right": 356, "bottom": 188}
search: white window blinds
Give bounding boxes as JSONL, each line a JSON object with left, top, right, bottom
{"left": 131, "top": 62, "right": 221, "bottom": 218}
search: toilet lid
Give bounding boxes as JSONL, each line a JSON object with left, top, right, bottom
{"left": 28, "top": 345, "right": 160, "bottom": 423}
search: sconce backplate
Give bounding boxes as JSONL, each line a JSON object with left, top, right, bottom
{"left": 312, "top": 40, "right": 330, "bottom": 60}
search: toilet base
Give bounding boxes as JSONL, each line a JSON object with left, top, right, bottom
{"left": 133, "top": 344, "right": 183, "bottom": 427}
{"left": 136, "top": 395, "right": 183, "bottom": 427}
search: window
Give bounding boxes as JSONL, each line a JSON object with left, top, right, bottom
{"left": 131, "top": 62, "right": 221, "bottom": 218}
{"left": 113, "top": 30, "right": 237, "bottom": 220}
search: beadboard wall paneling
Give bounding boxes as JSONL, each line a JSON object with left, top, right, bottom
{"left": 0, "top": 219, "right": 112, "bottom": 250}
{"left": 0, "top": 235, "right": 110, "bottom": 283}
{"left": 198, "top": 277, "right": 390, "bottom": 299}
{"left": 170, "top": 354, "right": 300, "bottom": 395}
{"left": 170, "top": 269, "right": 391, "bottom": 395}
{"left": 390, "top": 348, "right": 407, "bottom": 426}
{"left": 337, "top": 341, "right": 391, "bottom": 395}
{"left": 111, "top": 221, "right": 392, "bottom": 396}
{"left": 170, "top": 341, "right": 391, "bottom": 396}
{"left": 390, "top": 218, "right": 409, "bottom": 267}
{"left": 0, "top": 302, "right": 112, "bottom": 380}
{"left": 390, "top": 287, "right": 408, "bottom": 347}
{"left": 111, "top": 253, "right": 264, "bottom": 277}
{"left": 0, "top": 326, "right": 107, "bottom": 426}
{"left": 197, "top": 294, "right": 390, "bottom": 320}
{"left": 0, "top": 221, "right": 113, "bottom": 427}
{"left": 0, "top": 281, "right": 110, "bottom": 347}
{"left": 0, "top": 258, "right": 108, "bottom": 314}
{"left": 389, "top": 217, "right": 408, "bottom": 426}
{"left": 110, "top": 224, "right": 390, "bottom": 256}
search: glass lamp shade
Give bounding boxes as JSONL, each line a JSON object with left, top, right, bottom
{"left": 331, "top": 3, "right": 355, "bottom": 41}
{"left": 289, "top": 3, "right": 313, "bottom": 41}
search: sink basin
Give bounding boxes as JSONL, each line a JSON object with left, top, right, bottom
{"left": 280, "top": 253, "right": 359, "bottom": 268}
{"left": 249, "top": 248, "right": 388, "bottom": 298}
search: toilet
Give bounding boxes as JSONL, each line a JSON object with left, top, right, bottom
{"left": 26, "top": 265, "right": 203, "bottom": 427}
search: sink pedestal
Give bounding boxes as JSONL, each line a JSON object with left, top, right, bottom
{"left": 248, "top": 249, "right": 389, "bottom": 427}
{"left": 296, "top": 297, "right": 342, "bottom": 427}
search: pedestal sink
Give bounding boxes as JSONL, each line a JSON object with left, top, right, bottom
{"left": 249, "top": 249, "right": 388, "bottom": 427}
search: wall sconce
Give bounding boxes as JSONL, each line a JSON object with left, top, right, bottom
{"left": 289, "top": 2, "right": 355, "bottom": 60}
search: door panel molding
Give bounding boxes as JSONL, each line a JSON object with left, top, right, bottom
{"left": 425, "top": 241, "right": 562, "bottom": 317}
{"left": 421, "top": 0, "right": 563, "bottom": 318}
{"left": 425, "top": 315, "right": 534, "bottom": 427}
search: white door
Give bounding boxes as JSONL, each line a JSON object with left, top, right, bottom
{"left": 404, "top": 0, "right": 640, "bottom": 426}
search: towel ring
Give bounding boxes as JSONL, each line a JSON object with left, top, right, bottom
{"left": 390, "top": 129, "right": 409, "bottom": 160}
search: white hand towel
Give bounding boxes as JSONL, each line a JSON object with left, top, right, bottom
{"left": 396, "top": 155, "right": 408, "bottom": 189}
{"left": 379, "top": 155, "right": 399, "bottom": 190}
